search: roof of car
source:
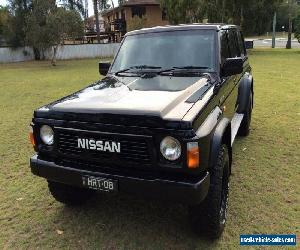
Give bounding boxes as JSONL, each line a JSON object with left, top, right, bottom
{"left": 126, "top": 24, "right": 238, "bottom": 36}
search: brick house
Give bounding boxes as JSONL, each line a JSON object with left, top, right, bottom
{"left": 102, "top": 0, "right": 169, "bottom": 41}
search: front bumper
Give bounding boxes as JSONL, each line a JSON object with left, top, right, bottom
{"left": 30, "top": 155, "right": 210, "bottom": 205}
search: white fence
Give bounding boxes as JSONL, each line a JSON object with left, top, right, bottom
{"left": 0, "top": 43, "right": 120, "bottom": 63}
{"left": 0, "top": 46, "right": 34, "bottom": 63}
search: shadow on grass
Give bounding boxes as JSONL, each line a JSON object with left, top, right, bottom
{"left": 53, "top": 192, "right": 219, "bottom": 248}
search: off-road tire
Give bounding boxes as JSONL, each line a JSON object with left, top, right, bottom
{"left": 238, "top": 92, "right": 253, "bottom": 136}
{"left": 48, "top": 181, "right": 94, "bottom": 206}
{"left": 189, "top": 144, "right": 230, "bottom": 239}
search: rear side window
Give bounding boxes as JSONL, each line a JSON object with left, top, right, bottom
{"left": 237, "top": 31, "right": 246, "bottom": 56}
{"left": 228, "top": 29, "right": 240, "bottom": 58}
{"left": 220, "top": 31, "right": 230, "bottom": 64}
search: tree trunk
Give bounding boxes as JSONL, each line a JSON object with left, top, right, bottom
{"left": 111, "top": 0, "right": 116, "bottom": 42}
{"left": 286, "top": 0, "right": 292, "bottom": 49}
{"left": 33, "top": 47, "right": 41, "bottom": 60}
{"left": 84, "top": 0, "right": 89, "bottom": 19}
{"left": 240, "top": 4, "right": 244, "bottom": 27}
{"left": 272, "top": 12, "right": 277, "bottom": 48}
{"left": 221, "top": 0, "right": 226, "bottom": 23}
{"left": 51, "top": 45, "right": 58, "bottom": 66}
{"left": 93, "top": 0, "right": 101, "bottom": 43}
{"left": 69, "top": 0, "right": 74, "bottom": 9}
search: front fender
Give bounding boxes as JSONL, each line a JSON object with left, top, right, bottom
{"left": 237, "top": 74, "right": 253, "bottom": 113}
{"left": 209, "top": 118, "right": 232, "bottom": 171}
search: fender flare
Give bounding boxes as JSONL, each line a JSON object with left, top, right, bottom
{"left": 209, "top": 118, "right": 232, "bottom": 173}
{"left": 237, "top": 74, "right": 253, "bottom": 113}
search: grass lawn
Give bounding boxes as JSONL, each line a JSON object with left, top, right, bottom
{"left": 0, "top": 49, "right": 299, "bottom": 249}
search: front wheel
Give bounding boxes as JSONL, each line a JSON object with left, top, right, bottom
{"left": 189, "top": 144, "right": 230, "bottom": 239}
{"left": 48, "top": 181, "right": 95, "bottom": 206}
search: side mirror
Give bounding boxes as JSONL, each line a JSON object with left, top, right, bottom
{"left": 222, "top": 58, "right": 243, "bottom": 77}
{"left": 99, "top": 62, "right": 111, "bottom": 76}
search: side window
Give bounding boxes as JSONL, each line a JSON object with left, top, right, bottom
{"left": 228, "top": 29, "right": 240, "bottom": 58}
{"left": 237, "top": 31, "right": 246, "bottom": 56}
{"left": 220, "top": 31, "right": 230, "bottom": 64}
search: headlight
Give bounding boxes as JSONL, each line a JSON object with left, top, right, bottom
{"left": 40, "top": 125, "right": 54, "bottom": 145}
{"left": 160, "top": 136, "right": 181, "bottom": 161}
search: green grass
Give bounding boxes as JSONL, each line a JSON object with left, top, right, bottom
{"left": 0, "top": 50, "right": 299, "bottom": 249}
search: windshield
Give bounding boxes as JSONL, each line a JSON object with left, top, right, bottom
{"left": 110, "top": 30, "right": 217, "bottom": 74}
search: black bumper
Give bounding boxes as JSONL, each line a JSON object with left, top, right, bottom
{"left": 30, "top": 155, "right": 210, "bottom": 205}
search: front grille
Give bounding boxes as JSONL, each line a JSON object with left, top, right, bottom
{"left": 55, "top": 128, "right": 152, "bottom": 165}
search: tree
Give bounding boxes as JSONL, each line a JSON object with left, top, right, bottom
{"left": 48, "top": 8, "right": 84, "bottom": 65}
{"left": 284, "top": 0, "right": 300, "bottom": 48}
{"left": 26, "top": 0, "right": 84, "bottom": 64}
{"left": 160, "top": 0, "right": 283, "bottom": 36}
{"left": 3, "top": 0, "right": 32, "bottom": 47}
{"left": 60, "top": 0, "right": 87, "bottom": 18}
{"left": 0, "top": 6, "right": 9, "bottom": 37}
{"left": 160, "top": 0, "right": 205, "bottom": 24}
{"left": 295, "top": 10, "right": 300, "bottom": 42}
{"left": 286, "top": 0, "right": 293, "bottom": 49}
{"left": 93, "top": 0, "right": 101, "bottom": 43}
{"left": 25, "top": 0, "right": 56, "bottom": 59}
{"left": 118, "top": 0, "right": 124, "bottom": 6}
{"left": 99, "top": 0, "right": 110, "bottom": 10}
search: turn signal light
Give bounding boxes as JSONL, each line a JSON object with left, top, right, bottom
{"left": 187, "top": 142, "right": 200, "bottom": 169}
{"left": 29, "top": 127, "right": 36, "bottom": 147}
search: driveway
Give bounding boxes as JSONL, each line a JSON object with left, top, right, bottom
{"left": 251, "top": 38, "right": 300, "bottom": 48}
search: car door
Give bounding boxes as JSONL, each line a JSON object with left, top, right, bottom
{"left": 218, "top": 29, "right": 240, "bottom": 119}
{"left": 223, "top": 28, "right": 242, "bottom": 117}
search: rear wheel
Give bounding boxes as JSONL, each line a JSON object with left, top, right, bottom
{"left": 48, "top": 181, "right": 94, "bottom": 206}
{"left": 238, "top": 93, "right": 253, "bottom": 136}
{"left": 189, "top": 144, "right": 230, "bottom": 239}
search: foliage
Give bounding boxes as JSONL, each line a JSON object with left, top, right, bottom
{"left": 3, "top": 0, "right": 32, "bottom": 47}
{"left": 99, "top": 0, "right": 110, "bottom": 10}
{"left": 60, "top": 0, "right": 87, "bottom": 18}
{"left": 160, "top": 0, "right": 205, "bottom": 24}
{"left": 25, "top": 0, "right": 56, "bottom": 55}
{"left": 48, "top": 8, "right": 84, "bottom": 45}
{"left": 118, "top": 0, "right": 125, "bottom": 5}
{"left": 160, "top": 0, "right": 283, "bottom": 35}
{"left": 127, "top": 15, "right": 148, "bottom": 31}
{"left": 295, "top": 10, "right": 300, "bottom": 42}
{"left": 25, "top": 0, "right": 84, "bottom": 64}
{"left": 239, "top": 0, "right": 281, "bottom": 35}
{"left": 0, "top": 6, "right": 9, "bottom": 36}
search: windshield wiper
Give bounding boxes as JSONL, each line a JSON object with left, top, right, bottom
{"left": 173, "top": 66, "right": 210, "bottom": 70}
{"left": 159, "top": 66, "right": 210, "bottom": 76}
{"left": 159, "top": 66, "right": 210, "bottom": 74}
{"left": 115, "top": 65, "right": 162, "bottom": 76}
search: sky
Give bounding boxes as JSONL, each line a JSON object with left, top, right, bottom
{"left": 0, "top": 0, "right": 119, "bottom": 16}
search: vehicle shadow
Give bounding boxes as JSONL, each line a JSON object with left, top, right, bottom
{"left": 54, "top": 192, "right": 219, "bottom": 248}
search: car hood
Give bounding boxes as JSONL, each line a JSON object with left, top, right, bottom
{"left": 35, "top": 75, "right": 215, "bottom": 123}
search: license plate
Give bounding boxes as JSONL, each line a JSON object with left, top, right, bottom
{"left": 82, "top": 176, "right": 118, "bottom": 192}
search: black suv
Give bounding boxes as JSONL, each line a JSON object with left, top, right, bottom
{"left": 30, "top": 24, "right": 253, "bottom": 238}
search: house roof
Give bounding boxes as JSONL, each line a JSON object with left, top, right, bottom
{"left": 122, "top": 0, "right": 160, "bottom": 6}
{"left": 102, "top": 0, "right": 159, "bottom": 16}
